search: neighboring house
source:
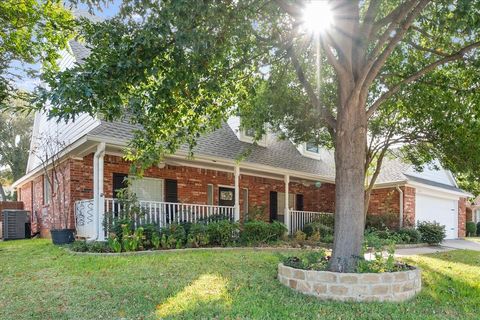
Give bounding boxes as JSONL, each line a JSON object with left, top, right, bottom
{"left": 12, "top": 40, "right": 470, "bottom": 240}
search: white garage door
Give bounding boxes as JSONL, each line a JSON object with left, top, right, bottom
{"left": 415, "top": 194, "right": 458, "bottom": 239}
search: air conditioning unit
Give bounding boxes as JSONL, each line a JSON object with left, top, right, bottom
{"left": 2, "top": 210, "right": 29, "bottom": 240}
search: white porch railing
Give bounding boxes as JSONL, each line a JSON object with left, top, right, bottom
{"left": 75, "top": 199, "right": 96, "bottom": 238}
{"left": 289, "top": 210, "right": 334, "bottom": 234}
{"left": 104, "top": 198, "right": 235, "bottom": 230}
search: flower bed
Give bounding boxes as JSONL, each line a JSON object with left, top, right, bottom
{"left": 278, "top": 263, "right": 421, "bottom": 302}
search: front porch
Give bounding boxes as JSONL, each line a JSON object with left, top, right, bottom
{"left": 72, "top": 146, "right": 336, "bottom": 240}
{"left": 75, "top": 198, "right": 333, "bottom": 239}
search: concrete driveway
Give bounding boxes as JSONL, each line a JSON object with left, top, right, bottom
{"left": 395, "top": 239, "right": 480, "bottom": 257}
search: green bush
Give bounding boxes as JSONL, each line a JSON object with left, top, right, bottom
{"left": 160, "top": 224, "right": 187, "bottom": 249}
{"left": 366, "top": 212, "right": 398, "bottom": 230}
{"left": 477, "top": 222, "right": 480, "bottom": 236}
{"left": 70, "top": 241, "right": 111, "bottom": 253}
{"left": 302, "top": 221, "right": 334, "bottom": 239}
{"left": 186, "top": 223, "right": 209, "bottom": 248}
{"left": 206, "top": 220, "right": 239, "bottom": 246}
{"left": 141, "top": 223, "right": 160, "bottom": 246}
{"left": 466, "top": 222, "right": 476, "bottom": 237}
{"left": 282, "top": 250, "right": 328, "bottom": 270}
{"left": 417, "top": 221, "right": 446, "bottom": 244}
{"left": 241, "top": 220, "right": 287, "bottom": 244}
{"left": 396, "top": 228, "right": 422, "bottom": 244}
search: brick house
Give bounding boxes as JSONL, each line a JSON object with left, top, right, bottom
{"left": 12, "top": 41, "right": 470, "bottom": 240}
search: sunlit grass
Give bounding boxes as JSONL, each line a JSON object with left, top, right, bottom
{"left": 1, "top": 239, "right": 480, "bottom": 319}
{"left": 156, "top": 274, "right": 230, "bottom": 318}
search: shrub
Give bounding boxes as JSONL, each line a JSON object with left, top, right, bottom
{"left": 303, "top": 221, "right": 334, "bottom": 239}
{"left": 70, "top": 240, "right": 89, "bottom": 252}
{"left": 70, "top": 240, "right": 111, "bottom": 253}
{"left": 141, "top": 223, "right": 161, "bottom": 248}
{"left": 396, "top": 228, "right": 422, "bottom": 244}
{"left": 366, "top": 212, "right": 398, "bottom": 230}
{"left": 245, "top": 205, "right": 267, "bottom": 222}
{"left": 293, "top": 230, "right": 307, "bottom": 242}
{"left": 160, "top": 224, "right": 187, "bottom": 249}
{"left": 466, "top": 222, "right": 476, "bottom": 237}
{"left": 282, "top": 250, "right": 328, "bottom": 270}
{"left": 241, "top": 220, "right": 287, "bottom": 244}
{"left": 206, "top": 220, "right": 239, "bottom": 246}
{"left": 108, "top": 236, "right": 122, "bottom": 253}
{"left": 477, "top": 222, "right": 480, "bottom": 236}
{"left": 186, "top": 223, "right": 209, "bottom": 248}
{"left": 122, "top": 225, "right": 145, "bottom": 251}
{"left": 417, "top": 221, "right": 446, "bottom": 244}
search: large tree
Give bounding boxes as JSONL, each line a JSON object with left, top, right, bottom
{"left": 37, "top": 0, "right": 480, "bottom": 272}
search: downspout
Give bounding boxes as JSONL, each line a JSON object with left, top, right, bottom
{"left": 396, "top": 186, "right": 404, "bottom": 228}
{"left": 93, "top": 142, "right": 106, "bottom": 241}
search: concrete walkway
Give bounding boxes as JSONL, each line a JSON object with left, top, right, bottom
{"left": 441, "top": 239, "right": 480, "bottom": 251}
{"left": 394, "top": 239, "right": 480, "bottom": 257}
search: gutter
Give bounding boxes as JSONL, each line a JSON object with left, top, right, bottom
{"left": 396, "top": 186, "right": 404, "bottom": 228}
{"left": 92, "top": 142, "right": 106, "bottom": 241}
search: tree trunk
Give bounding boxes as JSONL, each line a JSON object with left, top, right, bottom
{"left": 330, "top": 101, "right": 368, "bottom": 273}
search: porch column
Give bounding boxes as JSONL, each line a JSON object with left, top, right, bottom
{"left": 284, "top": 174, "right": 290, "bottom": 234}
{"left": 93, "top": 142, "right": 106, "bottom": 241}
{"left": 234, "top": 165, "right": 240, "bottom": 221}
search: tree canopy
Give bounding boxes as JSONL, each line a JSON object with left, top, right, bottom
{"left": 35, "top": 0, "right": 480, "bottom": 271}
{"left": 0, "top": 0, "right": 75, "bottom": 107}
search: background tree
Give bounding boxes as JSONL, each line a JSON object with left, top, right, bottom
{"left": 37, "top": 0, "right": 480, "bottom": 272}
{"left": 0, "top": 101, "right": 33, "bottom": 199}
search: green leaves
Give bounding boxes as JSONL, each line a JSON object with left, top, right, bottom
{"left": 0, "top": 0, "right": 75, "bottom": 108}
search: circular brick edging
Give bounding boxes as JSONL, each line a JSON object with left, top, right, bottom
{"left": 278, "top": 263, "right": 421, "bottom": 302}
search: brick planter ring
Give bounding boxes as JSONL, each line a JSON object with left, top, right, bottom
{"left": 278, "top": 263, "right": 421, "bottom": 302}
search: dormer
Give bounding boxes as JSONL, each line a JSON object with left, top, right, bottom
{"left": 227, "top": 116, "right": 267, "bottom": 147}
{"left": 297, "top": 140, "right": 321, "bottom": 160}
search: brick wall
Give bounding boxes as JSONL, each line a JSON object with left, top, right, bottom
{"left": 100, "top": 154, "right": 337, "bottom": 221}
{"left": 402, "top": 186, "right": 416, "bottom": 227}
{"left": 458, "top": 197, "right": 466, "bottom": 237}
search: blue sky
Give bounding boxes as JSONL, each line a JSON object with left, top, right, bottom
{"left": 12, "top": 1, "right": 121, "bottom": 92}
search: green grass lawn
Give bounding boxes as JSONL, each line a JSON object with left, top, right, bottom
{"left": 1, "top": 240, "right": 479, "bottom": 320}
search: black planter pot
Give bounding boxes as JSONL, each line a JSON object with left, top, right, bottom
{"left": 51, "top": 229, "right": 75, "bottom": 245}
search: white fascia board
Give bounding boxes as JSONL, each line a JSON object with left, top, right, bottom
{"left": 407, "top": 181, "right": 472, "bottom": 199}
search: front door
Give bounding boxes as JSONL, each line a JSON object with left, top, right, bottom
{"left": 218, "top": 187, "right": 235, "bottom": 207}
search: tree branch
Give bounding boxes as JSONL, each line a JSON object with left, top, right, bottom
{"left": 361, "top": 0, "right": 382, "bottom": 39}
{"left": 404, "top": 40, "right": 449, "bottom": 57}
{"left": 362, "top": 0, "right": 430, "bottom": 89}
{"left": 273, "top": 0, "right": 302, "bottom": 18}
{"left": 367, "top": 40, "right": 480, "bottom": 118}
{"left": 284, "top": 42, "right": 337, "bottom": 130}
